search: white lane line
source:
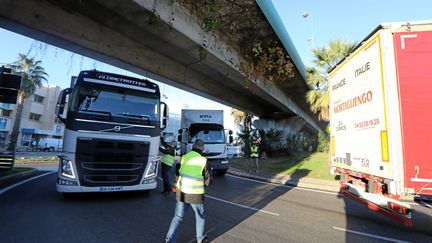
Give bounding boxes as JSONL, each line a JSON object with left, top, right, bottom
{"left": 205, "top": 194, "right": 279, "bottom": 216}
{"left": 227, "top": 174, "right": 339, "bottom": 195}
{"left": 0, "top": 171, "right": 56, "bottom": 195}
{"left": 332, "top": 226, "right": 411, "bottom": 243}
{"left": 156, "top": 177, "right": 279, "bottom": 216}
{"left": 416, "top": 200, "right": 432, "bottom": 208}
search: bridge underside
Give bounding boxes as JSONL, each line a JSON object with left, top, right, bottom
{"left": 0, "top": 0, "right": 324, "bottom": 131}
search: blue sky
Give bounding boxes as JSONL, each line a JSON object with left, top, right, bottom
{"left": 1, "top": 0, "right": 431, "bottom": 129}
{"left": 273, "top": 0, "right": 432, "bottom": 66}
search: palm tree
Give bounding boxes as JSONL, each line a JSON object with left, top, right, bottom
{"left": 306, "top": 39, "right": 356, "bottom": 121}
{"left": 230, "top": 109, "right": 247, "bottom": 127}
{"left": 7, "top": 54, "right": 48, "bottom": 151}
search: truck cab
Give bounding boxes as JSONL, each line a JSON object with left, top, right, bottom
{"left": 178, "top": 110, "right": 233, "bottom": 176}
{"left": 55, "top": 70, "right": 168, "bottom": 193}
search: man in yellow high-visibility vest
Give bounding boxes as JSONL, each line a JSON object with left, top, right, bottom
{"left": 160, "top": 135, "right": 177, "bottom": 195}
{"left": 249, "top": 141, "right": 260, "bottom": 173}
{"left": 165, "top": 139, "right": 212, "bottom": 243}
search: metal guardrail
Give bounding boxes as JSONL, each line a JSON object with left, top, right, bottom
{"left": 0, "top": 151, "right": 15, "bottom": 169}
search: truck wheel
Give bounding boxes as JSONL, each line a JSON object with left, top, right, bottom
{"left": 49, "top": 147, "right": 55, "bottom": 152}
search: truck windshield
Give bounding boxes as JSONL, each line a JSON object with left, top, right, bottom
{"left": 70, "top": 83, "right": 159, "bottom": 121}
{"left": 188, "top": 124, "right": 225, "bottom": 144}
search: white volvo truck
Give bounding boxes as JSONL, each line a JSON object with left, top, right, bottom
{"left": 55, "top": 70, "right": 168, "bottom": 193}
{"left": 178, "top": 109, "right": 232, "bottom": 176}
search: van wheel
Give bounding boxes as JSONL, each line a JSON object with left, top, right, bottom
{"left": 49, "top": 147, "right": 55, "bottom": 152}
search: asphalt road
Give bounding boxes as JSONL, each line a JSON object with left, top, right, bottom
{"left": 0, "top": 167, "right": 431, "bottom": 243}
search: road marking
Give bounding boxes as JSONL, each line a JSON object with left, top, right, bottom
{"left": 157, "top": 176, "right": 279, "bottom": 216}
{"left": 0, "top": 171, "right": 55, "bottom": 195}
{"left": 415, "top": 200, "right": 432, "bottom": 209}
{"left": 227, "top": 174, "right": 339, "bottom": 195}
{"left": 205, "top": 194, "right": 279, "bottom": 216}
{"left": 332, "top": 226, "right": 411, "bottom": 243}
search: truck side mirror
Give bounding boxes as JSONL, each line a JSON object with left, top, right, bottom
{"left": 177, "top": 129, "right": 182, "bottom": 142}
{"left": 226, "top": 129, "right": 233, "bottom": 144}
{"left": 55, "top": 88, "right": 71, "bottom": 123}
{"left": 161, "top": 102, "right": 169, "bottom": 129}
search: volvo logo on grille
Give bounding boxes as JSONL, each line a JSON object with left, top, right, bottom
{"left": 114, "top": 126, "right": 121, "bottom": 132}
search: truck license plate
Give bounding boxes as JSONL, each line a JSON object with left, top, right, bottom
{"left": 99, "top": 186, "right": 123, "bottom": 192}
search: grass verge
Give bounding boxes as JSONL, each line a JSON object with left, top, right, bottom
{"left": 229, "top": 151, "right": 335, "bottom": 181}
{"left": 15, "top": 157, "right": 58, "bottom": 163}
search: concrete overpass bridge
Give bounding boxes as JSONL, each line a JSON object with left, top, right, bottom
{"left": 0, "top": 0, "right": 324, "bottom": 135}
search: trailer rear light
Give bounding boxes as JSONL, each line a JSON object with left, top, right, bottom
{"left": 387, "top": 201, "right": 409, "bottom": 215}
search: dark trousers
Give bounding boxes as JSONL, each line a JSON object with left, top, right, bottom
{"left": 161, "top": 163, "right": 173, "bottom": 192}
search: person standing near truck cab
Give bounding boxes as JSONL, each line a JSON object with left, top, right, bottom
{"left": 160, "top": 135, "right": 177, "bottom": 194}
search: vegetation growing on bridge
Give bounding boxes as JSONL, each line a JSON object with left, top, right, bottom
{"left": 176, "top": 0, "right": 296, "bottom": 88}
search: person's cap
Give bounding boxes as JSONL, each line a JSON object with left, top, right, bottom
{"left": 192, "top": 139, "right": 205, "bottom": 151}
{"left": 169, "top": 141, "right": 177, "bottom": 148}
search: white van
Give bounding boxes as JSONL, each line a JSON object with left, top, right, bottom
{"left": 227, "top": 146, "right": 241, "bottom": 158}
{"left": 37, "top": 138, "right": 63, "bottom": 152}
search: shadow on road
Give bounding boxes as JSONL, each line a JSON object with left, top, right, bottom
{"left": 192, "top": 168, "right": 311, "bottom": 242}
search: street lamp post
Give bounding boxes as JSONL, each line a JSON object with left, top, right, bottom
{"left": 302, "top": 11, "right": 314, "bottom": 47}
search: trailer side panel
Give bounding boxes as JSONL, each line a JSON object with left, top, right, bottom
{"left": 394, "top": 30, "right": 432, "bottom": 196}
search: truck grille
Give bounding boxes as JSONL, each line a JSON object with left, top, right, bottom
{"left": 75, "top": 137, "right": 149, "bottom": 187}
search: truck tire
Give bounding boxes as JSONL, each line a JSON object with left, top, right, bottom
{"left": 49, "top": 147, "right": 55, "bottom": 152}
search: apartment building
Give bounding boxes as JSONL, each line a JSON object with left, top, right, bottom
{"left": 0, "top": 84, "right": 64, "bottom": 150}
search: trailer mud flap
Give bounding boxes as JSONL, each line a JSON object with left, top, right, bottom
{"left": 340, "top": 183, "right": 413, "bottom": 226}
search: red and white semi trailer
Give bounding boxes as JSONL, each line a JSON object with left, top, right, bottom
{"left": 329, "top": 21, "right": 432, "bottom": 226}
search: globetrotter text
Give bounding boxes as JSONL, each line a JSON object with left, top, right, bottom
{"left": 333, "top": 91, "right": 373, "bottom": 114}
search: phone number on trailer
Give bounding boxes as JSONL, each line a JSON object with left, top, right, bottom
{"left": 354, "top": 118, "right": 379, "bottom": 129}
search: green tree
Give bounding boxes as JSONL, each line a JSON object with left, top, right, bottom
{"left": 306, "top": 39, "right": 356, "bottom": 121}
{"left": 7, "top": 54, "right": 48, "bottom": 151}
{"left": 230, "top": 109, "right": 255, "bottom": 155}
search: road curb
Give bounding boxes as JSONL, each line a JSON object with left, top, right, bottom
{"left": 227, "top": 168, "right": 340, "bottom": 193}
{"left": 0, "top": 168, "right": 39, "bottom": 188}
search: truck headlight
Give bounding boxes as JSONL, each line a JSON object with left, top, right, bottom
{"left": 144, "top": 158, "right": 159, "bottom": 178}
{"left": 60, "top": 158, "right": 75, "bottom": 179}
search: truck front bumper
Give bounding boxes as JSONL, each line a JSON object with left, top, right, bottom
{"left": 57, "top": 177, "right": 157, "bottom": 193}
{"left": 208, "top": 159, "right": 229, "bottom": 172}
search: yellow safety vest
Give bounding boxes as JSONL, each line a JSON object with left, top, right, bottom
{"left": 161, "top": 149, "right": 176, "bottom": 166}
{"left": 177, "top": 151, "right": 207, "bottom": 194}
{"left": 250, "top": 145, "right": 259, "bottom": 158}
